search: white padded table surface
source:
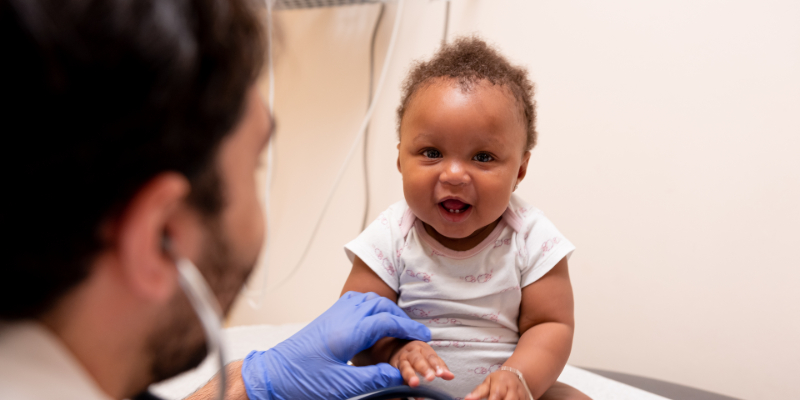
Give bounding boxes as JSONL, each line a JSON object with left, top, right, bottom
{"left": 151, "top": 324, "right": 669, "bottom": 400}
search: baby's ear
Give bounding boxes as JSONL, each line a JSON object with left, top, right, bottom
{"left": 396, "top": 143, "right": 402, "bottom": 173}
{"left": 517, "top": 151, "right": 531, "bottom": 182}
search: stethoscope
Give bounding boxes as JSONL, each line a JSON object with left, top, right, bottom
{"left": 163, "top": 238, "right": 450, "bottom": 400}
{"left": 163, "top": 238, "right": 229, "bottom": 400}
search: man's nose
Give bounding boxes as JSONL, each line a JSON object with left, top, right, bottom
{"left": 439, "top": 159, "right": 471, "bottom": 186}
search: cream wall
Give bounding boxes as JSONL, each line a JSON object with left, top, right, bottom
{"left": 226, "top": 1, "right": 800, "bottom": 399}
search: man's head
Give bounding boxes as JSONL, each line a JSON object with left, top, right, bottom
{"left": 0, "top": 0, "right": 270, "bottom": 395}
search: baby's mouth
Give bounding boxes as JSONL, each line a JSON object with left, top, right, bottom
{"left": 439, "top": 199, "right": 472, "bottom": 214}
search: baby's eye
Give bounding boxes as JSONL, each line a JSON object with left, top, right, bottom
{"left": 422, "top": 149, "right": 442, "bottom": 159}
{"left": 473, "top": 153, "right": 494, "bottom": 162}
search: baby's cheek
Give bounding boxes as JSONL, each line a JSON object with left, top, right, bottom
{"left": 402, "top": 175, "right": 433, "bottom": 212}
{"left": 478, "top": 181, "right": 513, "bottom": 211}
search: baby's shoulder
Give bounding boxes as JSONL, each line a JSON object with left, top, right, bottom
{"left": 504, "top": 194, "right": 574, "bottom": 274}
{"left": 505, "top": 194, "right": 553, "bottom": 233}
{"left": 371, "top": 200, "right": 416, "bottom": 238}
{"left": 380, "top": 199, "right": 410, "bottom": 220}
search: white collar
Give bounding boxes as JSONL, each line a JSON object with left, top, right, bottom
{"left": 0, "top": 321, "right": 113, "bottom": 400}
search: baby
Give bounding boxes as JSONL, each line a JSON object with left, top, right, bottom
{"left": 342, "top": 37, "right": 587, "bottom": 400}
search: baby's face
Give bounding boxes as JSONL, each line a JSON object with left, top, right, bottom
{"left": 397, "top": 79, "right": 530, "bottom": 240}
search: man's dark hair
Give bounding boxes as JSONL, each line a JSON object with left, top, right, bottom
{"left": 0, "top": 0, "right": 265, "bottom": 319}
{"left": 397, "top": 36, "right": 537, "bottom": 150}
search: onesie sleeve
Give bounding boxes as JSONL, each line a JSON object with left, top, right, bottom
{"left": 519, "top": 212, "right": 575, "bottom": 288}
{"left": 343, "top": 202, "right": 407, "bottom": 292}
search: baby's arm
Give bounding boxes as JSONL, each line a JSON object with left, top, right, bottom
{"left": 341, "top": 256, "right": 454, "bottom": 386}
{"left": 466, "top": 257, "right": 575, "bottom": 400}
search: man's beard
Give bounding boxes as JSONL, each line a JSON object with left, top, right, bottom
{"left": 146, "top": 217, "right": 258, "bottom": 383}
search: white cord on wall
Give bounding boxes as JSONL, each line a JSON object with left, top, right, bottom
{"left": 269, "top": 0, "right": 405, "bottom": 290}
{"left": 243, "top": 0, "right": 276, "bottom": 309}
{"left": 361, "top": 3, "right": 385, "bottom": 232}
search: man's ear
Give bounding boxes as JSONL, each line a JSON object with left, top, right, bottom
{"left": 516, "top": 151, "right": 531, "bottom": 186}
{"left": 114, "top": 172, "right": 192, "bottom": 302}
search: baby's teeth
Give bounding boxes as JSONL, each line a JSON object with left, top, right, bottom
{"left": 449, "top": 209, "right": 455, "bottom": 213}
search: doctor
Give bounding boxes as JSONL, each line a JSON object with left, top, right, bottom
{"left": 0, "top": 0, "right": 431, "bottom": 399}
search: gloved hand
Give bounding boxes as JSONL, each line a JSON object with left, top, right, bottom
{"left": 241, "top": 291, "right": 431, "bottom": 400}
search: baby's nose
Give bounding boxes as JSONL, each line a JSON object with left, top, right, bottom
{"left": 439, "top": 160, "right": 471, "bottom": 186}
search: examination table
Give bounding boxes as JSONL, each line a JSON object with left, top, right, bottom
{"left": 151, "top": 324, "right": 735, "bottom": 400}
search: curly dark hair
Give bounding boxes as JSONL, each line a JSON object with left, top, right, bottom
{"left": 0, "top": 0, "right": 265, "bottom": 320}
{"left": 397, "top": 36, "right": 537, "bottom": 150}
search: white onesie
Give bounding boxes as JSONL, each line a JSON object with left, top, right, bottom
{"left": 344, "top": 194, "right": 575, "bottom": 399}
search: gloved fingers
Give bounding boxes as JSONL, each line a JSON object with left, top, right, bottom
{"left": 241, "top": 351, "right": 270, "bottom": 400}
{"left": 362, "top": 291, "right": 382, "bottom": 301}
{"left": 341, "top": 290, "right": 383, "bottom": 304}
{"left": 340, "top": 290, "right": 369, "bottom": 302}
{"left": 341, "top": 291, "right": 356, "bottom": 300}
{"left": 358, "top": 313, "right": 432, "bottom": 348}
{"left": 353, "top": 362, "right": 405, "bottom": 391}
{"left": 355, "top": 295, "right": 410, "bottom": 319}
{"left": 397, "top": 359, "right": 421, "bottom": 387}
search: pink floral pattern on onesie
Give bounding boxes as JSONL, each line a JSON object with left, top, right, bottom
{"left": 470, "top": 364, "right": 502, "bottom": 374}
{"left": 404, "top": 307, "right": 430, "bottom": 318}
{"left": 406, "top": 270, "right": 432, "bottom": 282}
{"left": 493, "top": 238, "right": 511, "bottom": 248}
{"left": 462, "top": 269, "right": 493, "bottom": 283}
{"left": 431, "top": 249, "right": 446, "bottom": 257}
{"left": 541, "top": 237, "right": 562, "bottom": 252}
{"left": 430, "top": 340, "right": 470, "bottom": 348}
{"left": 471, "top": 311, "right": 499, "bottom": 322}
{"left": 379, "top": 212, "right": 390, "bottom": 227}
{"left": 428, "top": 317, "right": 462, "bottom": 325}
{"left": 468, "top": 336, "right": 501, "bottom": 343}
{"left": 373, "top": 247, "right": 395, "bottom": 276}
{"left": 396, "top": 242, "right": 408, "bottom": 258}
{"left": 499, "top": 285, "right": 521, "bottom": 293}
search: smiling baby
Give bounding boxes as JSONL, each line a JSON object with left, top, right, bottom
{"left": 342, "top": 37, "right": 587, "bottom": 400}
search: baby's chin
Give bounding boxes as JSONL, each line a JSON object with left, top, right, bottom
{"left": 431, "top": 226, "right": 473, "bottom": 240}
{"left": 425, "top": 218, "right": 492, "bottom": 241}
{"left": 409, "top": 203, "right": 494, "bottom": 240}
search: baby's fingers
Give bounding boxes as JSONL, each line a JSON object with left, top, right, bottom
{"left": 423, "top": 352, "right": 455, "bottom": 380}
{"left": 465, "top": 379, "right": 491, "bottom": 400}
{"left": 407, "top": 349, "right": 437, "bottom": 382}
{"left": 487, "top": 381, "right": 509, "bottom": 400}
{"left": 515, "top": 384, "right": 529, "bottom": 400}
{"left": 397, "top": 359, "right": 420, "bottom": 387}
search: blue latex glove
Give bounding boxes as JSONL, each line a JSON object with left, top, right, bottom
{"left": 242, "top": 291, "right": 431, "bottom": 400}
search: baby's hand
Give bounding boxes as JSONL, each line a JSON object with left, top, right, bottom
{"left": 389, "top": 340, "right": 455, "bottom": 387}
{"left": 465, "top": 370, "right": 530, "bottom": 400}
